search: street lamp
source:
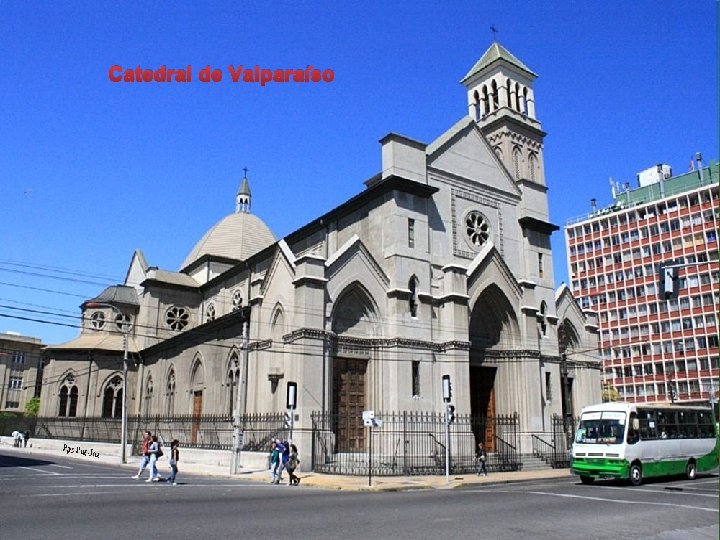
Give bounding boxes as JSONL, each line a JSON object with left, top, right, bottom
{"left": 86, "top": 301, "right": 131, "bottom": 464}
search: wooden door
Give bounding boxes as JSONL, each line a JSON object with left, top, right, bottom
{"left": 470, "top": 366, "right": 497, "bottom": 451}
{"left": 191, "top": 391, "right": 203, "bottom": 444}
{"left": 333, "top": 358, "right": 367, "bottom": 451}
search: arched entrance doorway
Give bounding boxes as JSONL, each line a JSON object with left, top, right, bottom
{"left": 331, "top": 285, "right": 378, "bottom": 451}
{"left": 469, "top": 285, "right": 519, "bottom": 449}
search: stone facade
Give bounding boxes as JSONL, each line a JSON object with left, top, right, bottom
{"left": 41, "top": 42, "right": 601, "bottom": 452}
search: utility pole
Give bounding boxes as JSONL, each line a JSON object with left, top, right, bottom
{"left": 231, "top": 307, "right": 250, "bottom": 474}
{"left": 85, "top": 301, "right": 131, "bottom": 463}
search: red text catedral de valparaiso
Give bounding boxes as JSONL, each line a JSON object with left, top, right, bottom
{"left": 108, "top": 65, "right": 335, "bottom": 85}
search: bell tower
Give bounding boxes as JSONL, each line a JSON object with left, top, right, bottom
{"left": 461, "top": 41, "right": 546, "bottom": 190}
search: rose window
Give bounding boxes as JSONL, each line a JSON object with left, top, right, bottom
{"left": 166, "top": 306, "right": 190, "bottom": 331}
{"left": 232, "top": 290, "right": 243, "bottom": 311}
{"left": 206, "top": 303, "right": 216, "bottom": 322}
{"left": 90, "top": 311, "right": 105, "bottom": 330}
{"left": 465, "top": 211, "right": 490, "bottom": 247}
{"left": 115, "top": 313, "right": 131, "bottom": 331}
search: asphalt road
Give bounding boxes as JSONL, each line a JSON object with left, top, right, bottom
{"left": 1, "top": 450, "right": 717, "bottom": 540}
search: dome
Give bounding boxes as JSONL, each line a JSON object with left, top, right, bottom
{"left": 180, "top": 211, "right": 275, "bottom": 271}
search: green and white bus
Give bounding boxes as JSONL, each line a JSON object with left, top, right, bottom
{"left": 571, "top": 402, "right": 719, "bottom": 486}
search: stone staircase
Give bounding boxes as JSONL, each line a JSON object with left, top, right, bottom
{"left": 520, "top": 453, "right": 556, "bottom": 471}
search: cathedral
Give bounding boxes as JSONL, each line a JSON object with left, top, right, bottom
{"left": 41, "top": 42, "right": 601, "bottom": 454}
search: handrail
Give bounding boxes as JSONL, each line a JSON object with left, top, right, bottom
{"left": 531, "top": 434, "right": 555, "bottom": 464}
{"left": 495, "top": 435, "right": 516, "bottom": 451}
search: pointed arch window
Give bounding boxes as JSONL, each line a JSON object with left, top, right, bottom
{"left": 482, "top": 85, "right": 490, "bottom": 115}
{"left": 205, "top": 303, "right": 216, "bottom": 323}
{"left": 505, "top": 79, "right": 511, "bottom": 108}
{"left": 528, "top": 153, "right": 538, "bottom": 182}
{"left": 227, "top": 353, "right": 240, "bottom": 416}
{"left": 491, "top": 80, "right": 499, "bottom": 110}
{"left": 166, "top": 370, "right": 176, "bottom": 416}
{"left": 473, "top": 90, "right": 481, "bottom": 120}
{"left": 513, "top": 147, "right": 521, "bottom": 180}
{"left": 144, "top": 375, "right": 154, "bottom": 417}
{"left": 102, "top": 375, "right": 123, "bottom": 418}
{"left": 515, "top": 82, "right": 521, "bottom": 111}
{"left": 58, "top": 375, "right": 78, "bottom": 417}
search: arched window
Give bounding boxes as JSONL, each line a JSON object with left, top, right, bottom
{"left": 522, "top": 87, "right": 529, "bottom": 115}
{"left": 506, "top": 79, "right": 511, "bottom": 108}
{"left": 491, "top": 80, "right": 499, "bottom": 110}
{"left": 227, "top": 353, "right": 240, "bottom": 416}
{"left": 166, "top": 370, "right": 176, "bottom": 416}
{"left": 482, "top": 85, "right": 489, "bottom": 115}
{"left": 205, "top": 303, "right": 216, "bottom": 323}
{"left": 514, "top": 82, "right": 521, "bottom": 111}
{"left": 144, "top": 375, "right": 153, "bottom": 417}
{"left": 529, "top": 153, "right": 538, "bottom": 182}
{"left": 58, "top": 374, "right": 78, "bottom": 417}
{"left": 408, "top": 276, "right": 419, "bottom": 318}
{"left": 513, "top": 147, "right": 522, "bottom": 180}
{"left": 473, "top": 89, "right": 481, "bottom": 120}
{"left": 102, "top": 375, "right": 123, "bottom": 418}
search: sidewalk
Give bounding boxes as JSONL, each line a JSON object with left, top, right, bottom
{"left": 1, "top": 438, "right": 571, "bottom": 491}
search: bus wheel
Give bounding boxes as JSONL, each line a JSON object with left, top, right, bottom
{"left": 685, "top": 461, "right": 697, "bottom": 480}
{"left": 629, "top": 463, "right": 643, "bottom": 486}
{"left": 580, "top": 476, "right": 594, "bottom": 485}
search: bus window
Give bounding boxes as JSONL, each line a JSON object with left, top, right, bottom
{"left": 627, "top": 413, "right": 640, "bottom": 444}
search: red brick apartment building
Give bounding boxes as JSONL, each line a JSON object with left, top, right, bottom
{"left": 565, "top": 156, "right": 719, "bottom": 406}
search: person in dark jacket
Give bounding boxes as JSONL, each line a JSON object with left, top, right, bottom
{"left": 476, "top": 442, "right": 488, "bottom": 476}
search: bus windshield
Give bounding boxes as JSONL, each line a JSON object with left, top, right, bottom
{"left": 575, "top": 411, "right": 627, "bottom": 445}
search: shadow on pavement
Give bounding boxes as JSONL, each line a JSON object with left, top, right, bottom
{"left": 0, "top": 452, "right": 55, "bottom": 468}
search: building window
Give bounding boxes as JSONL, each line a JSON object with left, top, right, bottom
{"left": 545, "top": 372, "right": 552, "bottom": 402}
{"left": 206, "top": 303, "right": 216, "bottom": 323}
{"left": 166, "top": 370, "right": 176, "bottom": 415}
{"left": 12, "top": 351, "right": 25, "bottom": 364}
{"left": 408, "top": 218, "right": 415, "bottom": 249}
{"left": 101, "top": 375, "right": 123, "bottom": 418}
{"left": 9, "top": 376, "right": 23, "bottom": 389}
{"left": 538, "top": 253, "right": 544, "bottom": 278}
{"left": 232, "top": 289, "right": 243, "bottom": 311}
{"left": 411, "top": 360, "right": 420, "bottom": 397}
{"left": 58, "top": 376, "right": 78, "bottom": 417}
{"left": 465, "top": 210, "right": 490, "bottom": 247}
{"left": 227, "top": 354, "right": 239, "bottom": 416}
{"left": 144, "top": 375, "right": 153, "bottom": 416}
{"left": 408, "top": 277, "right": 418, "bottom": 318}
{"left": 165, "top": 306, "right": 190, "bottom": 331}
{"left": 90, "top": 311, "right": 105, "bottom": 330}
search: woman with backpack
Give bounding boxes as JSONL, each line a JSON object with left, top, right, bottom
{"left": 145, "top": 435, "right": 162, "bottom": 482}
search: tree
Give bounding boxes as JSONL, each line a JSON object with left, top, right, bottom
{"left": 602, "top": 384, "right": 620, "bottom": 403}
{"left": 25, "top": 396, "right": 40, "bottom": 417}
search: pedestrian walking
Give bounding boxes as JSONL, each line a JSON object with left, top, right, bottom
{"left": 269, "top": 440, "right": 281, "bottom": 484}
{"left": 132, "top": 431, "right": 152, "bottom": 479}
{"left": 286, "top": 443, "right": 301, "bottom": 486}
{"left": 145, "top": 435, "right": 162, "bottom": 482}
{"left": 23, "top": 431, "right": 30, "bottom": 448}
{"left": 166, "top": 439, "right": 180, "bottom": 485}
{"left": 11, "top": 430, "right": 21, "bottom": 447}
{"left": 476, "top": 441, "right": 488, "bottom": 476}
{"left": 275, "top": 440, "right": 289, "bottom": 484}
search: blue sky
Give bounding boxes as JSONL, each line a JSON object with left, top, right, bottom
{"left": 1, "top": 1, "right": 717, "bottom": 345}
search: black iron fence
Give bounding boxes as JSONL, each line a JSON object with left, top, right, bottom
{"left": 531, "top": 414, "right": 578, "bottom": 468}
{"left": 311, "top": 411, "right": 520, "bottom": 476}
{"left": 4, "top": 413, "right": 286, "bottom": 453}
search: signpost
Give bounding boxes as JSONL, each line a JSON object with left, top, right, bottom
{"left": 363, "top": 410, "right": 380, "bottom": 487}
{"left": 442, "top": 375, "right": 452, "bottom": 482}
{"left": 286, "top": 381, "right": 297, "bottom": 441}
